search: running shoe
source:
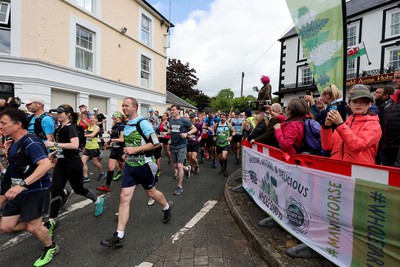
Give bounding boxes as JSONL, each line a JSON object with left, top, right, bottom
{"left": 147, "top": 197, "right": 155, "bottom": 206}
{"left": 44, "top": 220, "right": 58, "bottom": 238}
{"left": 96, "top": 185, "right": 111, "bottom": 192}
{"left": 156, "top": 170, "right": 162, "bottom": 177}
{"left": 101, "top": 232, "right": 124, "bottom": 248}
{"left": 83, "top": 176, "right": 90, "bottom": 183}
{"left": 163, "top": 201, "right": 173, "bottom": 223}
{"left": 185, "top": 166, "right": 191, "bottom": 179}
{"left": 97, "top": 172, "right": 106, "bottom": 181}
{"left": 211, "top": 160, "right": 217, "bottom": 169}
{"left": 113, "top": 172, "right": 122, "bottom": 181}
{"left": 94, "top": 198, "right": 104, "bottom": 217}
{"left": 33, "top": 243, "right": 59, "bottom": 267}
{"left": 172, "top": 174, "right": 178, "bottom": 180}
{"left": 60, "top": 189, "right": 72, "bottom": 209}
{"left": 173, "top": 186, "right": 183, "bottom": 195}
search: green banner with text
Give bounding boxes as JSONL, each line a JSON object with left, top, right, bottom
{"left": 285, "top": 0, "right": 345, "bottom": 92}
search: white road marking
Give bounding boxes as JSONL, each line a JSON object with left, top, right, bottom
{"left": 0, "top": 194, "right": 107, "bottom": 252}
{"left": 136, "top": 200, "right": 218, "bottom": 267}
{"left": 171, "top": 199, "right": 217, "bottom": 243}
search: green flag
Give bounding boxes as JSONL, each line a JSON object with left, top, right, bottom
{"left": 285, "top": 0, "right": 345, "bottom": 92}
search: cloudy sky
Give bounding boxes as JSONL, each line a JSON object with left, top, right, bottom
{"left": 148, "top": 0, "right": 293, "bottom": 97}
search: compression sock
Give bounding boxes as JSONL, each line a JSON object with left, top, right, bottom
{"left": 106, "top": 170, "right": 114, "bottom": 186}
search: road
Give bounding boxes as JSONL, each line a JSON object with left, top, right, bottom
{"left": 0, "top": 150, "right": 241, "bottom": 266}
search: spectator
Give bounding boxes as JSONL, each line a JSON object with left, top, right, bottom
{"left": 374, "top": 85, "right": 394, "bottom": 119}
{"left": 321, "top": 90, "right": 381, "bottom": 164}
{"left": 314, "top": 84, "right": 347, "bottom": 127}
{"left": 379, "top": 68, "right": 400, "bottom": 166}
{"left": 256, "top": 75, "right": 272, "bottom": 109}
{"left": 79, "top": 104, "right": 92, "bottom": 117}
{"left": 348, "top": 84, "right": 379, "bottom": 115}
{"left": 247, "top": 113, "right": 279, "bottom": 148}
{"left": 273, "top": 99, "right": 307, "bottom": 156}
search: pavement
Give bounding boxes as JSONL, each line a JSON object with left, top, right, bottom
{"left": 144, "top": 168, "right": 336, "bottom": 267}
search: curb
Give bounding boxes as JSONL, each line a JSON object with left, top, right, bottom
{"left": 224, "top": 168, "right": 335, "bottom": 267}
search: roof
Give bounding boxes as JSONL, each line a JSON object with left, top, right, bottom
{"left": 140, "top": 0, "right": 174, "bottom": 28}
{"left": 279, "top": 0, "right": 396, "bottom": 41}
{"left": 166, "top": 91, "right": 197, "bottom": 110}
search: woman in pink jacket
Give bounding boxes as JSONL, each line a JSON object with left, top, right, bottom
{"left": 321, "top": 90, "right": 382, "bottom": 164}
{"left": 274, "top": 99, "right": 308, "bottom": 156}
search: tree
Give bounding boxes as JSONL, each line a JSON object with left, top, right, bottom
{"left": 210, "top": 89, "right": 235, "bottom": 112}
{"left": 231, "top": 95, "right": 257, "bottom": 112}
{"left": 167, "top": 58, "right": 199, "bottom": 99}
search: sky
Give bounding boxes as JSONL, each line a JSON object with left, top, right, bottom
{"left": 148, "top": 0, "right": 293, "bottom": 98}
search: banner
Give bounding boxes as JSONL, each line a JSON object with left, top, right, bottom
{"left": 242, "top": 146, "right": 400, "bottom": 266}
{"left": 347, "top": 43, "right": 366, "bottom": 60}
{"left": 285, "top": 0, "right": 345, "bottom": 92}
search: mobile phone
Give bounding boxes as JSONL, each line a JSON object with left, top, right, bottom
{"left": 329, "top": 105, "right": 337, "bottom": 111}
{"left": 305, "top": 90, "right": 311, "bottom": 95}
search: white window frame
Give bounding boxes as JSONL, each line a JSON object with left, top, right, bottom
{"left": 299, "top": 65, "right": 313, "bottom": 85}
{"left": 67, "top": 0, "right": 101, "bottom": 17}
{"left": 75, "top": 25, "right": 94, "bottom": 72}
{"left": 386, "top": 46, "right": 400, "bottom": 70}
{"left": 298, "top": 41, "right": 306, "bottom": 61}
{"left": 141, "top": 14, "right": 151, "bottom": 46}
{"left": 347, "top": 24, "right": 359, "bottom": 47}
{"left": 347, "top": 59, "right": 356, "bottom": 76}
{"left": 69, "top": 16, "right": 101, "bottom": 75}
{"left": 0, "top": 1, "right": 10, "bottom": 25}
{"left": 76, "top": 0, "right": 93, "bottom": 13}
{"left": 138, "top": 51, "right": 153, "bottom": 89}
{"left": 138, "top": 7, "right": 154, "bottom": 48}
{"left": 140, "top": 55, "right": 151, "bottom": 88}
{"left": 385, "top": 8, "right": 400, "bottom": 39}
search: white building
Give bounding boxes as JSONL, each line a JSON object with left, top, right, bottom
{"left": 0, "top": 0, "right": 173, "bottom": 129}
{"left": 276, "top": 0, "right": 400, "bottom": 106}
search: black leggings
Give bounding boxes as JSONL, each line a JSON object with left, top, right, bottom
{"left": 49, "top": 157, "right": 90, "bottom": 218}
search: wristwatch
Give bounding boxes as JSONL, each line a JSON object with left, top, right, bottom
{"left": 19, "top": 180, "right": 27, "bottom": 188}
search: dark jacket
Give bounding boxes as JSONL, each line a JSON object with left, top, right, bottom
{"left": 380, "top": 90, "right": 400, "bottom": 149}
{"left": 247, "top": 118, "right": 279, "bottom": 148}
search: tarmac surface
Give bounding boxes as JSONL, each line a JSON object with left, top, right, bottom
{"left": 144, "top": 168, "right": 336, "bottom": 267}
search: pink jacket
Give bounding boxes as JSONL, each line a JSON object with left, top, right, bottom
{"left": 274, "top": 117, "right": 304, "bottom": 156}
{"left": 321, "top": 114, "right": 382, "bottom": 164}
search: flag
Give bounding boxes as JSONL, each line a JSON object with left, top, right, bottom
{"left": 285, "top": 0, "right": 346, "bottom": 92}
{"left": 347, "top": 43, "right": 366, "bottom": 60}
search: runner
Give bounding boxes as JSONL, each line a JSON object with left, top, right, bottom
{"left": 0, "top": 108, "right": 58, "bottom": 267}
{"left": 101, "top": 97, "right": 172, "bottom": 248}
{"left": 187, "top": 113, "right": 202, "bottom": 175}
{"left": 231, "top": 110, "right": 243, "bottom": 164}
{"left": 97, "top": 111, "right": 126, "bottom": 192}
{"left": 214, "top": 113, "right": 236, "bottom": 177}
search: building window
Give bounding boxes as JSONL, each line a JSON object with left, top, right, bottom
{"left": 299, "top": 66, "right": 312, "bottom": 85}
{"left": 0, "top": 2, "right": 10, "bottom": 25}
{"left": 141, "top": 55, "right": 151, "bottom": 88}
{"left": 390, "top": 10, "right": 400, "bottom": 37}
{"left": 347, "top": 59, "right": 356, "bottom": 77}
{"left": 388, "top": 47, "right": 400, "bottom": 70}
{"left": 347, "top": 25, "right": 357, "bottom": 47}
{"left": 75, "top": 26, "right": 94, "bottom": 72}
{"left": 141, "top": 15, "right": 151, "bottom": 46}
{"left": 298, "top": 41, "right": 306, "bottom": 61}
{"left": 76, "top": 0, "right": 93, "bottom": 13}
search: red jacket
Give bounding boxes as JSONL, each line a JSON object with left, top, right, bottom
{"left": 321, "top": 114, "right": 381, "bottom": 164}
{"left": 274, "top": 117, "right": 304, "bottom": 156}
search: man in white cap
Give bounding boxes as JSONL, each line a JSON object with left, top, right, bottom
{"left": 25, "top": 96, "right": 55, "bottom": 143}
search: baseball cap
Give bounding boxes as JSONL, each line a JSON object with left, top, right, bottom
{"left": 50, "top": 105, "right": 74, "bottom": 114}
{"left": 79, "top": 104, "right": 87, "bottom": 108}
{"left": 348, "top": 90, "right": 374, "bottom": 102}
{"left": 26, "top": 96, "right": 45, "bottom": 105}
{"left": 149, "top": 108, "right": 154, "bottom": 113}
{"left": 189, "top": 113, "right": 196, "bottom": 118}
{"left": 93, "top": 107, "right": 99, "bottom": 111}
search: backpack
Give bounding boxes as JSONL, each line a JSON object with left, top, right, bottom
{"left": 300, "top": 119, "right": 323, "bottom": 156}
{"left": 28, "top": 113, "right": 52, "bottom": 140}
{"left": 11, "top": 134, "right": 47, "bottom": 177}
{"left": 127, "top": 118, "right": 155, "bottom": 157}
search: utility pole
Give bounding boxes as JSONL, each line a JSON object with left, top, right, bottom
{"left": 240, "top": 72, "right": 244, "bottom": 97}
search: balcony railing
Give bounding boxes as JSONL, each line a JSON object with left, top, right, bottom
{"left": 280, "top": 68, "right": 394, "bottom": 91}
